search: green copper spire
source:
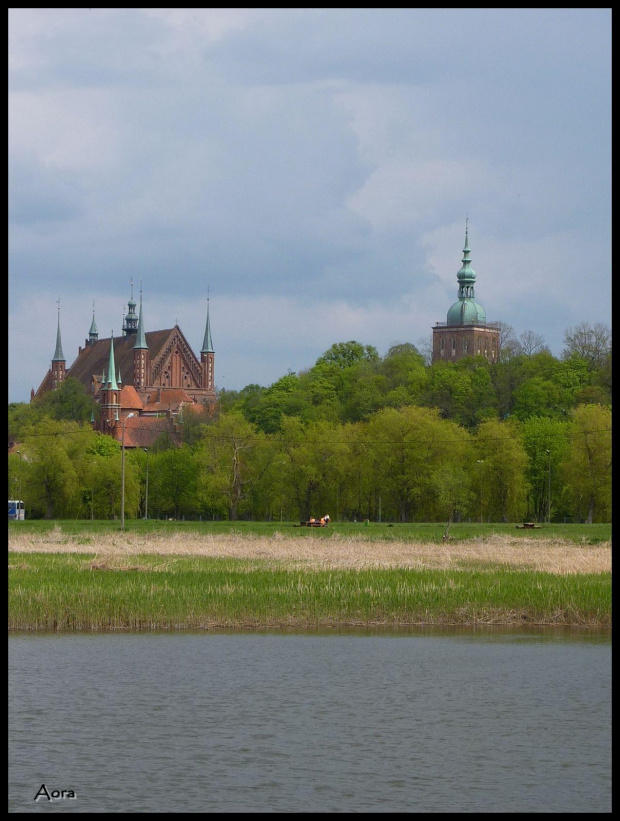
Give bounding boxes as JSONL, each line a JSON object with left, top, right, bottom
{"left": 201, "top": 296, "right": 214, "bottom": 354}
{"left": 456, "top": 219, "right": 477, "bottom": 293}
{"left": 446, "top": 221, "right": 487, "bottom": 325}
{"left": 107, "top": 332, "right": 119, "bottom": 391}
{"left": 52, "top": 300, "right": 65, "bottom": 362}
{"left": 134, "top": 286, "right": 148, "bottom": 350}
{"left": 123, "top": 279, "right": 138, "bottom": 335}
{"left": 89, "top": 301, "right": 99, "bottom": 343}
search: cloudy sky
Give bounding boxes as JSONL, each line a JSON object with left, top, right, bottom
{"left": 9, "top": 8, "right": 611, "bottom": 403}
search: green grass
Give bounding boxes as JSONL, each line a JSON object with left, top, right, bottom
{"left": 8, "top": 553, "right": 611, "bottom": 631}
{"left": 8, "top": 519, "right": 612, "bottom": 545}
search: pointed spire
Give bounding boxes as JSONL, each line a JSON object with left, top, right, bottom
{"left": 89, "top": 301, "right": 99, "bottom": 343}
{"left": 107, "top": 331, "right": 119, "bottom": 391}
{"left": 134, "top": 284, "right": 148, "bottom": 349}
{"left": 52, "top": 299, "right": 65, "bottom": 362}
{"left": 201, "top": 293, "right": 214, "bottom": 353}
{"left": 456, "top": 218, "right": 477, "bottom": 302}
{"left": 123, "top": 278, "right": 138, "bottom": 335}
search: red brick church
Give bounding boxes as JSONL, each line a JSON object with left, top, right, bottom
{"left": 32, "top": 286, "right": 216, "bottom": 447}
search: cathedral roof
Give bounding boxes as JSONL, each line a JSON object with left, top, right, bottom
{"left": 119, "top": 385, "right": 144, "bottom": 411}
{"left": 119, "top": 415, "right": 182, "bottom": 449}
{"left": 66, "top": 328, "right": 190, "bottom": 392}
{"left": 142, "top": 388, "right": 194, "bottom": 413}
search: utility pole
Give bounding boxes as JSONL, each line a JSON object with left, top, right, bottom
{"left": 120, "top": 413, "right": 135, "bottom": 530}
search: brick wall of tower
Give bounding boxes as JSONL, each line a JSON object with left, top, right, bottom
{"left": 432, "top": 325, "right": 500, "bottom": 364}
{"left": 133, "top": 348, "right": 150, "bottom": 391}
{"left": 201, "top": 351, "right": 214, "bottom": 391}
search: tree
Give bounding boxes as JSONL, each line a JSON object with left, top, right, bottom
{"left": 562, "top": 322, "right": 611, "bottom": 371}
{"left": 277, "top": 417, "right": 350, "bottom": 522}
{"left": 560, "top": 404, "right": 611, "bottom": 523}
{"left": 520, "top": 416, "right": 570, "bottom": 522}
{"left": 35, "top": 377, "right": 96, "bottom": 423}
{"left": 147, "top": 447, "right": 199, "bottom": 520}
{"left": 497, "top": 322, "right": 522, "bottom": 362}
{"left": 430, "top": 464, "right": 475, "bottom": 538}
{"left": 366, "top": 406, "right": 472, "bottom": 522}
{"left": 518, "top": 330, "right": 548, "bottom": 357}
{"left": 475, "top": 419, "right": 529, "bottom": 522}
{"left": 315, "top": 341, "right": 379, "bottom": 370}
{"left": 20, "top": 419, "right": 88, "bottom": 518}
{"left": 197, "top": 412, "right": 266, "bottom": 520}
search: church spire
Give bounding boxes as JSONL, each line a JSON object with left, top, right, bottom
{"left": 134, "top": 284, "right": 148, "bottom": 350}
{"left": 456, "top": 218, "right": 477, "bottom": 299}
{"left": 201, "top": 294, "right": 214, "bottom": 353}
{"left": 106, "top": 331, "right": 119, "bottom": 391}
{"left": 52, "top": 299, "right": 65, "bottom": 362}
{"left": 88, "top": 301, "right": 99, "bottom": 344}
{"left": 123, "top": 279, "right": 138, "bottom": 335}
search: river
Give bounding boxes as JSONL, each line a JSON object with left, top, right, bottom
{"left": 9, "top": 628, "right": 611, "bottom": 813}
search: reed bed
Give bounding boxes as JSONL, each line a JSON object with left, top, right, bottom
{"left": 9, "top": 531, "right": 611, "bottom": 631}
{"left": 8, "top": 529, "right": 611, "bottom": 574}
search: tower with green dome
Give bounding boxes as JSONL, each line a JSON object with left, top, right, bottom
{"left": 432, "top": 222, "right": 500, "bottom": 363}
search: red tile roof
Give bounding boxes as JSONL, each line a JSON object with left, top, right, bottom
{"left": 120, "top": 416, "right": 183, "bottom": 449}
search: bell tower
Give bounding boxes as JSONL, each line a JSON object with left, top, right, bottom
{"left": 432, "top": 222, "right": 500, "bottom": 363}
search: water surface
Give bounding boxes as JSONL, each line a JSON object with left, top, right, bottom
{"left": 9, "top": 627, "right": 611, "bottom": 813}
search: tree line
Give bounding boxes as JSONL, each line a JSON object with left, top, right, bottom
{"left": 8, "top": 322, "right": 611, "bottom": 523}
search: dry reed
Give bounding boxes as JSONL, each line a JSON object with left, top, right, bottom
{"left": 8, "top": 530, "right": 611, "bottom": 575}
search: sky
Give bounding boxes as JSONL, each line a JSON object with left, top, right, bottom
{"left": 9, "top": 8, "right": 611, "bottom": 403}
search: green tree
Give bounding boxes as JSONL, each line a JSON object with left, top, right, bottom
{"left": 520, "top": 416, "right": 570, "bottom": 522}
{"left": 147, "top": 447, "right": 199, "bottom": 520}
{"left": 560, "top": 404, "right": 611, "bottom": 523}
{"left": 197, "top": 413, "right": 266, "bottom": 520}
{"left": 20, "top": 419, "right": 89, "bottom": 518}
{"left": 430, "top": 464, "right": 475, "bottom": 538}
{"left": 277, "top": 417, "right": 350, "bottom": 521}
{"left": 315, "top": 341, "right": 379, "bottom": 369}
{"left": 35, "top": 377, "right": 96, "bottom": 423}
{"left": 475, "top": 419, "right": 529, "bottom": 522}
{"left": 366, "top": 406, "right": 472, "bottom": 522}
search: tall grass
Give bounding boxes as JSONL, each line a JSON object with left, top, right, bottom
{"left": 9, "top": 553, "right": 611, "bottom": 631}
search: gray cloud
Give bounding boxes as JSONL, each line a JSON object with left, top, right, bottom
{"left": 9, "top": 8, "right": 611, "bottom": 403}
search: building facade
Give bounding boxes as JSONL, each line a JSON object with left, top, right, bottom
{"left": 432, "top": 224, "right": 500, "bottom": 364}
{"left": 32, "top": 287, "right": 216, "bottom": 447}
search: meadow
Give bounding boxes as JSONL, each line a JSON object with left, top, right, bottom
{"left": 9, "top": 521, "right": 611, "bottom": 631}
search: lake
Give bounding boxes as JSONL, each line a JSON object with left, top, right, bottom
{"left": 9, "top": 628, "right": 611, "bottom": 813}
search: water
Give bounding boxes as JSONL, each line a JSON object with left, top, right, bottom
{"left": 9, "top": 629, "right": 611, "bottom": 813}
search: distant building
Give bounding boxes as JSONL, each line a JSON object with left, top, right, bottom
{"left": 432, "top": 223, "right": 500, "bottom": 363}
{"left": 32, "top": 286, "right": 216, "bottom": 447}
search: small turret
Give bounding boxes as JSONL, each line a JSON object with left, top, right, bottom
{"left": 88, "top": 301, "right": 99, "bottom": 345}
{"left": 122, "top": 279, "right": 139, "bottom": 336}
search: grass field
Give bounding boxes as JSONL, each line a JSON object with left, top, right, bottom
{"left": 8, "top": 522, "right": 611, "bottom": 632}
{"left": 8, "top": 519, "right": 612, "bottom": 544}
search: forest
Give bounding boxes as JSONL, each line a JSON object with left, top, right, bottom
{"left": 8, "top": 321, "right": 611, "bottom": 524}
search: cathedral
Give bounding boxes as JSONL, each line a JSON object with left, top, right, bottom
{"left": 32, "top": 286, "right": 216, "bottom": 448}
{"left": 432, "top": 223, "right": 500, "bottom": 363}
